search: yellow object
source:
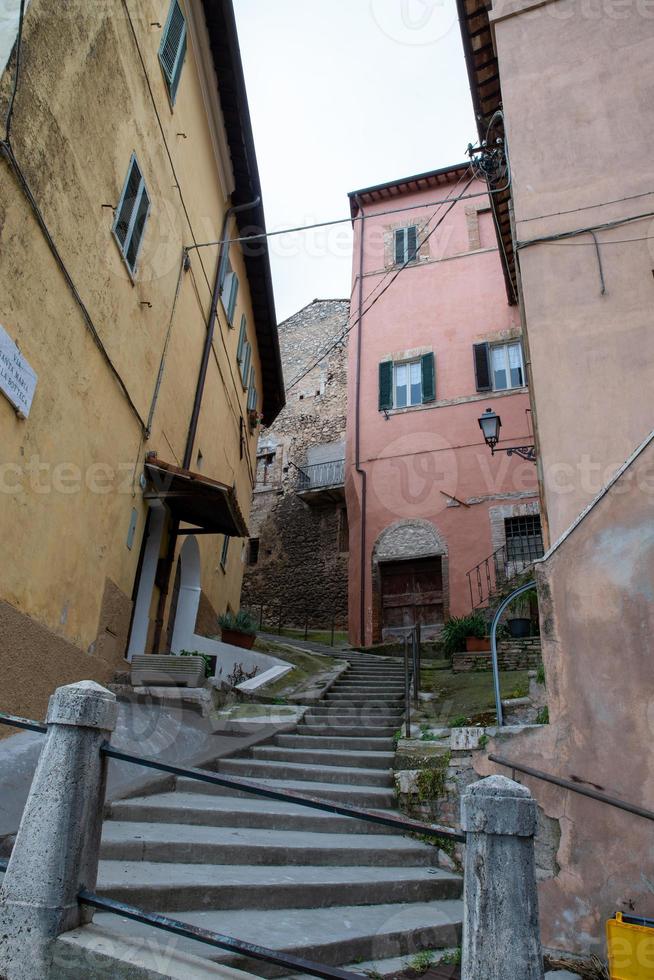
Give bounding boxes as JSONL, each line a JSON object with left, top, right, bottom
{"left": 607, "top": 912, "right": 654, "bottom": 979}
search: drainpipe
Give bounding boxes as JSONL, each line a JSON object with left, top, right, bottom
{"left": 354, "top": 196, "right": 367, "bottom": 646}
{"left": 151, "top": 195, "right": 261, "bottom": 653}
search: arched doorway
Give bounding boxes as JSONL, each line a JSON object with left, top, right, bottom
{"left": 169, "top": 535, "right": 201, "bottom": 654}
{"left": 372, "top": 519, "right": 449, "bottom": 641}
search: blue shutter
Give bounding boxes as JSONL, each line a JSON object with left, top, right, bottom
{"left": 227, "top": 274, "right": 239, "bottom": 324}
{"left": 113, "top": 155, "right": 150, "bottom": 274}
{"left": 407, "top": 225, "right": 418, "bottom": 262}
{"left": 394, "top": 229, "right": 405, "bottom": 265}
{"left": 236, "top": 315, "right": 247, "bottom": 363}
{"left": 379, "top": 361, "right": 393, "bottom": 411}
{"left": 241, "top": 341, "right": 252, "bottom": 387}
{"left": 247, "top": 367, "right": 257, "bottom": 412}
{"left": 421, "top": 353, "right": 436, "bottom": 403}
{"left": 159, "top": 1, "right": 187, "bottom": 104}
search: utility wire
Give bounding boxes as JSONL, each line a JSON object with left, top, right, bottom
{"left": 517, "top": 189, "right": 654, "bottom": 224}
{"left": 3, "top": 0, "right": 25, "bottom": 141}
{"left": 516, "top": 210, "right": 654, "bottom": 250}
{"left": 286, "top": 171, "right": 476, "bottom": 393}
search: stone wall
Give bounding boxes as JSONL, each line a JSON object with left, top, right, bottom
{"left": 452, "top": 637, "right": 542, "bottom": 673}
{"left": 241, "top": 300, "right": 350, "bottom": 628}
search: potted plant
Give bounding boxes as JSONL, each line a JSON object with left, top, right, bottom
{"left": 506, "top": 588, "right": 536, "bottom": 638}
{"left": 442, "top": 613, "right": 490, "bottom": 657}
{"left": 218, "top": 609, "right": 257, "bottom": 650}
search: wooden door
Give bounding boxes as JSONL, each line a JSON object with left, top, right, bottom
{"left": 381, "top": 557, "right": 444, "bottom": 631}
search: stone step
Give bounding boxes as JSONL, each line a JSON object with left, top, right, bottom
{"left": 96, "top": 862, "right": 462, "bottom": 912}
{"left": 322, "top": 697, "right": 403, "bottom": 708}
{"left": 109, "top": 793, "right": 398, "bottom": 836}
{"left": 175, "top": 775, "right": 397, "bottom": 807}
{"left": 306, "top": 703, "right": 403, "bottom": 716}
{"left": 331, "top": 682, "right": 405, "bottom": 691}
{"left": 89, "top": 900, "right": 462, "bottom": 975}
{"left": 296, "top": 723, "right": 399, "bottom": 738}
{"left": 275, "top": 734, "right": 394, "bottom": 752}
{"left": 217, "top": 758, "right": 393, "bottom": 788}
{"left": 251, "top": 746, "right": 395, "bottom": 769}
{"left": 302, "top": 712, "right": 402, "bottom": 728}
{"left": 100, "top": 822, "right": 437, "bottom": 867}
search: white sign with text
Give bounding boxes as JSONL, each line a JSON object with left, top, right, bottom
{"left": 0, "top": 324, "right": 37, "bottom": 417}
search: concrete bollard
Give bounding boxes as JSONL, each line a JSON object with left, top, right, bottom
{"left": 461, "top": 774, "right": 544, "bottom": 980}
{"left": 0, "top": 681, "right": 117, "bottom": 980}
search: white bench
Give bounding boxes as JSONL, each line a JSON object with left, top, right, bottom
{"left": 131, "top": 655, "right": 206, "bottom": 688}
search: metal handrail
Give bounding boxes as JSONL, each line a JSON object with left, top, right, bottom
{"left": 490, "top": 580, "right": 536, "bottom": 727}
{"left": 489, "top": 754, "right": 654, "bottom": 824}
{"left": 296, "top": 458, "right": 345, "bottom": 490}
{"left": 466, "top": 540, "right": 542, "bottom": 609}
{"left": 0, "top": 710, "right": 465, "bottom": 979}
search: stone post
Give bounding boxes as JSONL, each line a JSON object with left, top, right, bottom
{"left": 0, "top": 681, "right": 117, "bottom": 980}
{"left": 461, "top": 774, "right": 544, "bottom": 980}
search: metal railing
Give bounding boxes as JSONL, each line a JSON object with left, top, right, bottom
{"left": 489, "top": 754, "right": 654, "bottom": 824}
{"left": 0, "top": 710, "right": 463, "bottom": 979}
{"left": 490, "top": 580, "right": 536, "bottom": 727}
{"left": 466, "top": 539, "right": 543, "bottom": 609}
{"left": 245, "top": 601, "right": 342, "bottom": 646}
{"left": 381, "top": 624, "right": 422, "bottom": 736}
{"left": 296, "top": 458, "right": 345, "bottom": 491}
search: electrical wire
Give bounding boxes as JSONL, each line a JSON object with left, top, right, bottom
{"left": 527, "top": 235, "right": 654, "bottom": 247}
{"left": 516, "top": 209, "right": 654, "bottom": 251}
{"left": 517, "top": 190, "right": 654, "bottom": 224}
{"left": 3, "top": 0, "right": 25, "bottom": 141}
{"left": 285, "top": 171, "right": 476, "bottom": 393}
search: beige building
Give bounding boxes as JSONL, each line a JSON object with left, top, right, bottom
{"left": 459, "top": 0, "right": 654, "bottom": 956}
{"left": 0, "top": 0, "right": 284, "bottom": 724}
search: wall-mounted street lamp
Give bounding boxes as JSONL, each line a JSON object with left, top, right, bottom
{"left": 478, "top": 408, "right": 537, "bottom": 463}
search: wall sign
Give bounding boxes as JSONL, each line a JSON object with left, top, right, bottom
{"left": 0, "top": 324, "right": 37, "bottom": 418}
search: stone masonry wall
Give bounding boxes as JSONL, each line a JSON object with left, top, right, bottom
{"left": 452, "top": 637, "right": 542, "bottom": 673}
{"left": 241, "top": 300, "right": 350, "bottom": 628}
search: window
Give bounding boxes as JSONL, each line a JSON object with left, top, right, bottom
{"left": 394, "top": 226, "right": 419, "bottom": 265}
{"left": 237, "top": 316, "right": 251, "bottom": 386}
{"left": 159, "top": 0, "right": 187, "bottom": 105}
{"left": 491, "top": 342, "right": 524, "bottom": 391}
{"left": 505, "top": 515, "right": 544, "bottom": 563}
{"left": 247, "top": 366, "right": 258, "bottom": 412}
{"left": 113, "top": 155, "right": 150, "bottom": 275}
{"left": 379, "top": 353, "right": 435, "bottom": 411}
{"left": 220, "top": 535, "right": 230, "bottom": 570}
{"left": 241, "top": 340, "right": 252, "bottom": 389}
{"left": 256, "top": 450, "right": 276, "bottom": 485}
{"left": 248, "top": 538, "right": 260, "bottom": 565}
{"left": 222, "top": 257, "right": 239, "bottom": 325}
{"left": 474, "top": 341, "right": 525, "bottom": 392}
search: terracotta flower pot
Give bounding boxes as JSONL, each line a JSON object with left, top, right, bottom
{"left": 466, "top": 636, "right": 491, "bottom": 652}
{"left": 221, "top": 628, "right": 256, "bottom": 650}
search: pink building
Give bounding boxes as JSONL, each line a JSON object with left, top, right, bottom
{"left": 345, "top": 164, "right": 540, "bottom": 646}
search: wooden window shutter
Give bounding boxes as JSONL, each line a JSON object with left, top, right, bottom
{"left": 227, "top": 274, "right": 239, "bottom": 324}
{"left": 242, "top": 341, "right": 252, "bottom": 387}
{"left": 159, "top": 0, "right": 187, "bottom": 104}
{"left": 236, "top": 316, "right": 247, "bottom": 363}
{"left": 394, "top": 229, "right": 405, "bottom": 265}
{"left": 473, "top": 342, "right": 492, "bottom": 391}
{"left": 421, "top": 352, "right": 436, "bottom": 403}
{"left": 407, "top": 225, "right": 418, "bottom": 262}
{"left": 379, "top": 361, "right": 393, "bottom": 411}
{"left": 113, "top": 155, "right": 150, "bottom": 274}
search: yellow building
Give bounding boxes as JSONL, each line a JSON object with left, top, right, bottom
{"left": 0, "top": 0, "right": 284, "bottom": 723}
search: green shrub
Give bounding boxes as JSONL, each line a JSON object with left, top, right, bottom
{"left": 218, "top": 609, "right": 257, "bottom": 636}
{"left": 441, "top": 613, "right": 487, "bottom": 656}
{"left": 536, "top": 706, "right": 550, "bottom": 725}
{"left": 179, "top": 650, "right": 212, "bottom": 678}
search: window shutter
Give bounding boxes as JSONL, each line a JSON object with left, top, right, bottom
{"left": 113, "top": 156, "right": 150, "bottom": 274}
{"left": 379, "top": 361, "right": 393, "bottom": 411}
{"left": 473, "top": 342, "right": 492, "bottom": 391}
{"left": 407, "top": 225, "right": 418, "bottom": 262}
{"left": 114, "top": 158, "right": 141, "bottom": 247}
{"left": 236, "top": 316, "right": 247, "bottom": 363}
{"left": 242, "top": 341, "right": 252, "bottom": 387}
{"left": 247, "top": 366, "right": 257, "bottom": 411}
{"left": 125, "top": 185, "right": 150, "bottom": 271}
{"left": 421, "top": 352, "right": 436, "bottom": 403}
{"left": 394, "top": 229, "right": 405, "bottom": 265}
{"left": 227, "top": 274, "right": 239, "bottom": 324}
{"left": 159, "top": 0, "right": 187, "bottom": 103}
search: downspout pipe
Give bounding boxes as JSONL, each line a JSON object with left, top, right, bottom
{"left": 354, "top": 196, "right": 367, "bottom": 645}
{"left": 183, "top": 195, "right": 261, "bottom": 469}
{"left": 152, "top": 195, "right": 260, "bottom": 652}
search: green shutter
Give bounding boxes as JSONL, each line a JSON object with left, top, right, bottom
{"left": 473, "top": 343, "right": 492, "bottom": 391}
{"left": 421, "top": 353, "right": 436, "bottom": 403}
{"left": 379, "top": 361, "right": 393, "bottom": 411}
{"left": 394, "top": 230, "right": 405, "bottom": 265}
{"left": 407, "top": 225, "right": 418, "bottom": 262}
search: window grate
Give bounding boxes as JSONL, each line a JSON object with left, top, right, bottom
{"left": 504, "top": 515, "right": 543, "bottom": 562}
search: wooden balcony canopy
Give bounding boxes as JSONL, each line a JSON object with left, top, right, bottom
{"left": 144, "top": 458, "right": 248, "bottom": 537}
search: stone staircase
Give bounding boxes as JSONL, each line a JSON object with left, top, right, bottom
{"left": 85, "top": 652, "right": 463, "bottom": 975}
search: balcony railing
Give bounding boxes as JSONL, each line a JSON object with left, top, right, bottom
{"left": 297, "top": 458, "right": 345, "bottom": 491}
{"left": 466, "top": 538, "right": 543, "bottom": 609}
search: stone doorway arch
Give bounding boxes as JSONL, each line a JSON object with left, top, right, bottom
{"left": 371, "top": 519, "right": 449, "bottom": 641}
{"left": 169, "top": 535, "right": 202, "bottom": 654}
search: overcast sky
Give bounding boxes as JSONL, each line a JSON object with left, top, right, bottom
{"left": 233, "top": 0, "right": 476, "bottom": 323}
